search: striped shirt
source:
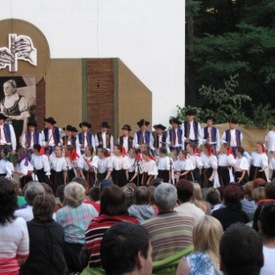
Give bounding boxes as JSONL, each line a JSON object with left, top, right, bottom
{"left": 141, "top": 211, "right": 194, "bottom": 261}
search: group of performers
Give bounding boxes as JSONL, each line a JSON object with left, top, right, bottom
{"left": 0, "top": 108, "right": 274, "bottom": 193}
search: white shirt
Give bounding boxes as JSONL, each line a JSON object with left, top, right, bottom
{"left": 21, "top": 131, "right": 42, "bottom": 149}
{"left": 221, "top": 129, "right": 243, "bottom": 147}
{"left": 16, "top": 159, "right": 33, "bottom": 177}
{"left": 235, "top": 156, "right": 250, "bottom": 171}
{"left": 31, "top": 153, "right": 51, "bottom": 175}
{"left": 260, "top": 246, "right": 275, "bottom": 275}
{"left": 202, "top": 154, "right": 218, "bottom": 169}
{"left": 108, "top": 155, "right": 129, "bottom": 171}
{"left": 126, "top": 156, "right": 137, "bottom": 173}
{"left": 174, "top": 158, "right": 195, "bottom": 171}
{"left": 218, "top": 153, "right": 236, "bottom": 167}
{"left": 251, "top": 153, "right": 268, "bottom": 168}
{"left": 41, "top": 127, "right": 62, "bottom": 147}
{"left": 78, "top": 154, "right": 98, "bottom": 171}
{"left": 0, "top": 159, "right": 14, "bottom": 178}
{"left": 49, "top": 155, "right": 67, "bottom": 172}
{"left": 97, "top": 157, "right": 110, "bottom": 174}
{"left": 141, "top": 159, "right": 158, "bottom": 176}
{"left": 265, "top": 130, "right": 275, "bottom": 152}
{"left": 157, "top": 156, "right": 170, "bottom": 170}
{"left": 0, "top": 123, "right": 17, "bottom": 150}
{"left": 188, "top": 154, "right": 203, "bottom": 169}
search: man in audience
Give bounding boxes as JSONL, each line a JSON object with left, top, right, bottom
{"left": 101, "top": 222, "right": 152, "bottom": 275}
{"left": 142, "top": 183, "right": 194, "bottom": 261}
{"left": 220, "top": 223, "right": 263, "bottom": 275}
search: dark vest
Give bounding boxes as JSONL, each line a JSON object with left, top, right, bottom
{"left": 136, "top": 130, "right": 151, "bottom": 145}
{"left": 153, "top": 132, "right": 167, "bottom": 148}
{"left": 184, "top": 121, "right": 199, "bottom": 139}
{"left": 43, "top": 127, "right": 60, "bottom": 146}
{"left": 225, "top": 129, "right": 241, "bottom": 147}
{"left": 119, "top": 135, "right": 133, "bottom": 150}
{"left": 168, "top": 128, "right": 183, "bottom": 146}
{"left": 203, "top": 127, "right": 217, "bottom": 143}
{"left": 97, "top": 132, "right": 111, "bottom": 148}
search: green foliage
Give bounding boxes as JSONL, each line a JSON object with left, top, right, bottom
{"left": 252, "top": 103, "right": 275, "bottom": 129}
{"left": 175, "top": 105, "right": 210, "bottom": 123}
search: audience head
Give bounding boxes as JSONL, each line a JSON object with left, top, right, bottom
{"left": 101, "top": 222, "right": 152, "bottom": 275}
{"left": 64, "top": 182, "right": 85, "bottom": 207}
{"left": 192, "top": 182, "right": 204, "bottom": 201}
{"left": 252, "top": 187, "right": 265, "bottom": 203}
{"left": 100, "top": 184, "right": 128, "bottom": 216}
{"left": 71, "top": 176, "right": 87, "bottom": 188}
{"left": 206, "top": 188, "right": 221, "bottom": 207}
{"left": 265, "top": 180, "right": 275, "bottom": 199}
{"left": 89, "top": 186, "right": 101, "bottom": 202}
{"left": 24, "top": 182, "right": 45, "bottom": 206}
{"left": 134, "top": 186, "right": 150, "bottom": 205}
{"left": 33, "top": 194, "right": 55, "bottom": 221}
{"left": 121, "top": 183, "right": 136, "bottom": 208}
{"left": 0, "top": 178, "right": 18, "bottom": 225}
{"left": 259, "top": 202, "right": 275, "bottom": 240}
{"left": 220, "top": 223, "right": 263, "bottom": 275}
{"left": 148, "top": 185, "right": 156, "bottom": 205}
{"left": 253, "top": 178, "right": 267, "bottom": 189}
{"left": 223, "top": 184, "right": 242, "bottom": 207}
{"left": 176, "top": 179, "right": 194, "bottom": 203}
{"left": 154, "top": 183, "right": 177, "bottom": 212}
{"left": 56, "top": 185, "right": 65, "bottom": 204}
{"left": 99, "top": 179, "right": 114, "bottom": 191}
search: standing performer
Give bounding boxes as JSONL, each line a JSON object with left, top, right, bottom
{"left": 166, "top": 117, "right": 184, "bottom": 154}
{"left": 62, "top": 125, "right": 77, "bottom": 149}
{"left": 95, "top": 122, "right": 114, "bottom": 153}
{"left": 265, "top": 122, "right": 275, "bottom": 160}
{"left": 126, "top": 148, "right": 139, "bottom": 184}
{"left": 133, "top": 119, "right": 154, "bottom": 154}
{"left": 201, "top": 116, "right": 220, "bottom": 154}
{"left": 96, "top": 147, "right": 110, "bottom": 183}
{"left": 221, "top": 118, "right": 243, "bottom": 157}
{"left": 181, "top": 109, "right": 202, "bottom": 149}
{"left": 140, "top": 150, "right": 158, "bottom": 185}
{"left": 156, "top": 147, "right": 170, "bottom": 182}
{"left": 76, "top": 121, "right": 95, "bottom": 156}
{"left": 21, "top": 120, "right": 42, "bottom": 152}
{"left": 41, "top": 117, "right": 63, "bottom": 156}
{"left": 0, "top": 113, "right": 16, "bottom": 154}
{"left": 153, "top": 124, "right": 167, "bottom": 155}
{"left": 118, "top": 124, "right": 133, "bottom": 153}
{"left": 233, "top": 147, "right": 249, "bottom": 185}
{"left": 64, "top": 145, "right": 79, "bottom": 183}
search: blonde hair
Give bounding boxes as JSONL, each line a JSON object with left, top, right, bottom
{"left": 252, "top": 187, "right": 265, "bottom": 203}
{"left": 193, "top": 215, "right": 223, "bottom": 270}
{"left": 64, "top": 182, "right": 85, "bottom": 207}
{"left": 192, "top": 182, "right": 209, "bottom": 213}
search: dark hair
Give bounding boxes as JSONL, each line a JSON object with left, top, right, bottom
{"left": 33, "top": 143, "right": 41, "bottom": 152}
{"left": 206, "top": 188, "right": 221, "bottom": 206}
{"left": 89, "top": 186, "right": 100, "bottom": 201}
{"left": 114, "top": 144, "right": 122, "bottom": 151}
{"left": 220, "top": 223, "right": 263, "bottom": 275}
{"left": 134, "top": 186, "right": 150, "bottom": 204}
{"left": 85, "top": 145, "right": 94, "bottom": 155}
{"left": 223, "top": 185, "right": 242, "bottom": 207}
{"left": 176, "top": 179, "right": 194, "bottom": 203}
{"left": 259, "top": 203, "right": 275, "bottom": 239}
{"left": 100, "top": 185, "right": 128, "bottom": 216}
{"left": 0, "top": 178, "right": 18, "bottom": 225}
{"left": 101, "top": 222, "right": 150, "bottom": 275}
{"left": 265, "top": 180, "right": 275, "bottom": 199}
{"left": 33, "top": 194, "right": 55, "bottom": 221}
{"left": 71, "top": 176, "right": 86, "bottom": 188}
{"left": 56, "top": 184, "right": 65, "bottom": 203}
{"left": 159, "top": 147, "right": 167, "bottom": 155}
{"left": 237, "top": 147, "right": 244, "bottom": 155}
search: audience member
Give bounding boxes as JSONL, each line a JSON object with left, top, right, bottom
{"left": 252, "top": 187, "right": 265, "bottom": 203}
{"left": 84, "top": 186, "right": 101, "bottom": 213}
{"left": 205, "top": 187, "right": 222, "bottom": 212}
{"left": 121, "top": 183, "right": 136, "bottom": 208}
{"left": 241, "top": 181, "right": 256, "bottom": 221}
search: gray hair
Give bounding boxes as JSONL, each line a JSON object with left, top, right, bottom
{"left": 154, "top": 183, "right": 177, "bottom": 210}
{"left": 64, "top": 182, "right": 86, "bottom": 207}
{"left": 24, "top": 183, "right": 45, "bottom": 205}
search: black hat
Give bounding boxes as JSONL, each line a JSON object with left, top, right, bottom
{"left": 79, "top": 121, "right": 92, "bottom": 129}
{"left": 229, "top": 118, "right": 238, "bottom": 124}
{"left": 205, "top": 115, "right": 215, "bottom": 123}
{"left": 27, "top": 120, "right": 37, "bottom": 127}
{"left": 100, "top": 121, "right": 110, "bottom": 128}
{"left": 169, "top": 117, "right": 181, "bottom": 125}
{"left": 185, "top": 109, "right": 196, "bottom": 116}
{"left": 63, "top": 125, "right": 75, "bottom": 132}
{"left": 44, "top": 117, "right": 56, "bottom": 125}
{"left": 72, "top": 127, "right": 78, "bottom": 133}
{"left": 0, "top": 113, "right": 8, "bottom": 120}
{"left": 137, "top": 119, "right": 150, "bottom": 127}
{"left": 154, "top": 124, "right": 166, "bottom": 131}
{"left": 121, "top": 124, "right": 132, "bottom": 131}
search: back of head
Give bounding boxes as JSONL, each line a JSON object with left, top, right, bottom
{"left": 64, "top": 182, "right": 85, "bottom": 207}
{"left": 206, "top": 188, "right": 221, "bottom": 206}
{"left": 24, "top": 182, "right": 45, "bottom": 206}
{"left": 154, "top": 183, "right": 177, "bottom": 211}
{"left": 71, "top": 176, "right": 87, "bottom": 188}
{"left": 259, "top": 203, "right": 275, "bottom": 239}
{"left": 89, "top": 186, "right": 101, "bottom": 202}
{"left": 265, "top": 180, "right": 275, "bottom": 199}
{"left": 220, "top": 223, "right": 263, "bottom": 275}
{"left": 100, "top": 184, "right": 128, "bottom": 216}
{"left": 101, "top": 222, "right": 151, "bottom": 275}
{"left": 33, "top": 194, "right": 55, "bottom": 221}
{"left": 192, "top": 182, "right": 204, "bottom": 201}
{"left": 134, "top": 186, "right": 150, "bottom": 205}
{"left": 223, "top": 184, "right": 242, "bottom": 207}
{"left": 176, "top": 179, "right": 194, "bottom": 203}
{"left": 121, "top": 184, "right": 136, "bottom": 208}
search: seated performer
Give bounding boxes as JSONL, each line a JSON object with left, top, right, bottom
{"left": 95, "top": 122, "right": 114, "bottom": 153}
{"left": 76, "top": 121, "right": 95, "bottom": 156}
{"left": 118, "top": 124, "right": 133, "bottom": 153}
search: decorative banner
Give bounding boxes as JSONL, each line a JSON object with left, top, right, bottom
{"left": 0, "top": 34, "right": 37, "bottom": 72}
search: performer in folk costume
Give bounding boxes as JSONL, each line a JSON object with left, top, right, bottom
{"left": 153, "top": 124, "right": 168, "bottom": 155}
{"left": 217, "top": 143, "right": 236, "bottom": 187}
{"left": 96, "top": 147, "right": 110, "bottom": 183}
{"left": 166, "top": 117, "right": 184, "bottom": 154}
{"left": 249, "top": 142, "right": 268, "bottom": 182}
{"left": 173, "top": 149, "right": 195, "bottom": 183}
{"left": 31, "top": 144, "right": 51, "bottom": 186}
{"left": 265, "top": 122, "right": 275, "bottom": 160}
{"left": 64, "top": 144, "right": 79, "bottom": 183}
{"left": 201, "top": 115, "right": 220, "bottom": 154}
{"left": 181, "top": 109, "right": 202, "bottom": 149}
{"left": 76, "top": 121, "right": 96, "bottom": 156}
{"left": 186, "top": 143, "right": 203, "bottom": 185}
{"left": 133, "top": 119, "right": 154, "bottom": 154}
{"left": 41, "top": 117, "right": 63, "bottom": 156}
{"left": 126, "top": 147, "right": 140, "bottom": 184}
{"left": 140, "top": 150, "right": 158, "bottom": 185}
{"left": 95, "top": 121, "right": 114, "bottom": 153}
{"left": 106, "top": 144, "right": 129, "bottom": 187}
{"left": 0, "top": 147, "right": 14, "bottom": 179}
{"left": 0, "top": 113, "right": 17, "bottom": 154}
{"left": 14, "top": 147, "right": 33, "bottom": 190}
{"left": 49, "top": 145, "right": 67, "bottom": 194}
{"left": 201, "top": 143, "right": 218, "bottom": 188}
{"left": 78, "top": 145, "right": 98, "bottom": 192}
{"left": 118, "top": 124, "right": 133, "bottom": 153}
{"left": 156, "top": 147, "right": 171, "bottom": 182}
{"left": 233, "top": 146, "right": 250, "bottom": 185}
{"left": 62, "top": 125, "right": 77, "bottom": 149}
{"left": 221, "top": 118, "right": 243, "bottom": 158}
{"left": 268, "top": 151, "right": 275, "bottom": 181}
{"left": 20, "top": 120, "right": 42, "bottom": 152}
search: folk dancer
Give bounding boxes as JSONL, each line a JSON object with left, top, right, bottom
{"left": 221, "top": 118, "right": 243, "bottom": 158}
{"left": 265, "top": 122, "right": 275, "bottom": 160}
{"left": 0, "top": 113, "right": 16, "bottom": 154}
{"left": 140, "top": 150, "right": 158, "bottom": 185}
{"left": 201, "top": 115, "right": 220, "bottom": 154}
{"left": 153, "top": 124, "right": 167, "bottom": 155}
{"left": 76, "top": 121, "right": 96, "bottom": 156}
{"left": 41, "top": 117, "right": 63, "bottom": 156}
{"left": 64, "top": 144, "right": 79, "bottom": 183}
{"left": 156, "top": 147, "right": 171, "bottom": 183}
{"left": 233, "top": 147, "right": 250, "bottom": 185}
{"left": 96, "top": 147, "right": 110, "bottom": 183}
{"left": 0, "top": 147, "right": 14, "bottom": 179}
{"left": 166, "top": 117, "right": 184, "bottom": 154}
{"left": 62, "top": 125, "right": 78, "bottom": 149}
{"left": 118, "top": 124, "right": 133, "bottom": 153}
{"left": 95, "top": 121, "right": 114, "bottom": 153}
{"left": 127, "top": 148, "right": 140, "bottom": 184}
{"left": 249, "top": 142, "right": 268, "bottom": 182}
{"left": 268, "top": 151, "right": 275, "bottom": 181}
{"left": 133, "top": 119, "right": 154, "bottom": 155}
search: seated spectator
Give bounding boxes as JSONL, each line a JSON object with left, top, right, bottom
{"left": 84, "top": 186, "right": 101, "bottom": 213}
{"left": 220, "top": 223, "right": 263, "bottom": 275}
{"left": 241, "top": 181, "right": 256, "bottom": 221}
{"left": 205, "top": 187, "right": 222, "bottom": 212}
{"left": 148, "top": 185, "right": 158, "bottom": 214}
{"left": 176, "top": 215, "right": 223, "bottom": 275}
{"left": 212, "top": 184, "right": 248, "bottom": 230}
{"left": 101, "top": 222, "right": 152, "bottom": 275}
{"left": 142, "top": 183, "right": 195, "bottom": 261}
{"left": 175, "top": 179, "right": 205, "bottom": 224}
{"left": 85, "top": 184, "right": 139, "bottom": 268}
{"left": 121, "top": 183, "right": 136, "bottom": 208}
{"left": 252, "top": 186, "right": 265, "bottom": 203}
{"left": 54, "top": 184, "right": 65, "bottom": 212}
{"left": 23, "top": 194, "right": 67, "bottom": 275}
{"left": 56, "top": 182, "right": 98, "bottom": 273}
{"left": 128, "top": 186, "right": 155, "bottom": 222}
{"left": 15, "top": 181, "right": 45, "bottom": 221}
{"left": 258, "top": 203, "right": 275, "bottom": 274}
{"left": 192, "top": 182, "right": 211, "bottom": 214}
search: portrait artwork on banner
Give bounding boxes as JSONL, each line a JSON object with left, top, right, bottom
{"left": 0, "top": 76, "right": 36, "bottom": 147}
